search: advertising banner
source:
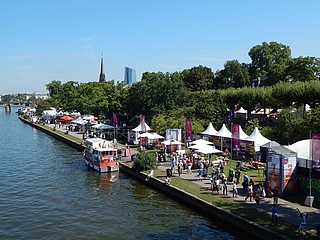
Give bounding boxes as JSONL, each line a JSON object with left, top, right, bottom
{"left": 311, "top": 133, "right": 320, "bottom": 169}
{"left": 266, "top": 153, "right": 281, "bottom": 190}
{"left": 282, "top": 154, "right": 297, "bottom": 194}
{"left": 232, "top": 124, "right": 240, "bottom": 153}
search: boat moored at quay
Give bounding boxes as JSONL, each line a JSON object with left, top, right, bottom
{"left": 83, "top": 138, "right": 119, "bottom": 172}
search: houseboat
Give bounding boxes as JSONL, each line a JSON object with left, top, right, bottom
{"left": 83, "top": 138, "right": 119, "bottom": 172}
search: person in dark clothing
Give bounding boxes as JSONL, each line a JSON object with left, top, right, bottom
{"left": 272, "top": 187, "right": 279, "bottom": 204}
{"left": 271, "top": 204, "right": 279, "bottom": 226}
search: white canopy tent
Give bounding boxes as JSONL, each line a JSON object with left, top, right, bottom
{"left": 213, "top": 124, "right": 232, "bottom": 150}
{"left": 238, "top": 125, "right": 249, "bottom": 140}
{"left": 139, "top": 132, "right": 164, "bottom": 140}
{"left": 132, "top": 122, "right": 151, "bottom": 132}
{"left": 200, "top": 122, "right": 217, "bottom": 136}
{"left": 245, "top": 127, "right": 271, "bottom": 152}
{"left": 214, "top": 124, "right": 232, "bottom": 138}
{"left": 286, "top": 139, "right": 312, "bottom": 169}
{"left": 235, "top": 107, "right": 247, "bottom": 114}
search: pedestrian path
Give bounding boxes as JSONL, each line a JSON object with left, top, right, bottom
{"left": 157, "top": 162, "right": 320, "bottom": 234}
{"left": 46, "top": 122, "right": 320, "bottom": 235}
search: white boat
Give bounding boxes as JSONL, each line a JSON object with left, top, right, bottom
{"left": 83, "top": 138, "right": 119, "bottom": 172}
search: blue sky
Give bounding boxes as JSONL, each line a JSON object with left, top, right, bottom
{"left": 1, "top": 0, "right": 319, "bottom": 95}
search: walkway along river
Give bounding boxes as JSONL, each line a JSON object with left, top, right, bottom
{"left": 17, "top": 112, "right": 302, "bottom": 240}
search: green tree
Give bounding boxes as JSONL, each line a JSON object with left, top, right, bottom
{"left": 214, "top": 60, "right": 250, "bottom": 89}
{"left": 304, "top": 106, "right": 320, "bottom": 133}
{"left": 272, "top": 106, "right": 308, "bottom": 144}
{"left": 248, "top": 41, "right": 291, "bottom": 86}
{"left": 182, "top": 65, "right": 214, "bottom": 91}
{"left": 132, "top": 152, "right": 157, "bottom": 172}
{"left": 127, "top": 71, "right": 188, "bottom": 124}
{"left": 36, "top": 100, "right": 51, "bottom": 115}
{"left": 285, "top": 56, "right": 320, "bottom": 82}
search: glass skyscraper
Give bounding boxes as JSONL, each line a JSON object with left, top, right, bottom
{"left": 124, "top": 67, "right": 136, "bottom": 85}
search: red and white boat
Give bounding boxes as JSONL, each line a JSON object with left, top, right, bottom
{"left": 83, "top": 138, "right": 119, "bottom": 172}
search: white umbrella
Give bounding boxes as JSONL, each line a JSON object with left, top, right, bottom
{"left": 92, "top": 124, "right": 114, "bottom": 130}
{"left": 195, "top": 145, "right": 223, "bottom": 154}
{"left": 72, "top": 118, "right": 88, "bottom": 125}
{"left": 190, "top": 139, "right": 213, "bottom": 145}
{"left": 162, "top": 139, "right": 184, "bottom": 145}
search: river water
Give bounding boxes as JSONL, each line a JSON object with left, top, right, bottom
{"left": 0, "top": 107, "right": 238, "bottom": 240}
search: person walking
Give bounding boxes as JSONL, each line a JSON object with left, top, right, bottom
{"left": 232, "top": 181, "right": 238, "bottom": 197}
{"left": 199, "top": 168, "right": 203, "bottom": 181}
{"left": 271, "top": 204, "right": 279, "bottom": 226}
{"left": 178, "top": 161, "right": 182, "bottom": 176}
{"left": 272, "top": 186, "right": 279, "bottom": 205}
{"left": 245, "top": 183, "right": 253, "bottom": 201}
{"left": 297, "top": 208, "right": 308, "bottom": 237}
{"left": 222, "top": 177, "right": 228, "bottom": 196}
{"left": 255, "top": 192, "right": 260, "bottom": 208}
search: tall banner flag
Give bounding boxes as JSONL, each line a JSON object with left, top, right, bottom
{"left": 185, "top": 119, "right": 192, "bottom": 143}
{"left": 140, "top": 115, "right": 147, "bottom": 133}
{"left": 232, "top": 124, "right": 240, "bottom": 153}
{"left": 113, "top": 113, "right": 118, "bottom": 128}
{"left": 311, "top": 133, "right": 320, "bottom": 169}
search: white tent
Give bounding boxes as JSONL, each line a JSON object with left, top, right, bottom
{"left": 238, "top": 125, "right": 249, "bottom": 140}
{"left": 235, "top": 107, "right": 247, "bottom": 114}
{"left": 214, "top": 124, "right": 232, "bottom": 138}
{"left": 200, "top": 122, "right": 217, "bottom": 136}
{"left": 132, "top": 122, "right": 151, "bottom": 132}
{"left": 286, "top": 139, "right": 311, "bottom": 161}
{"left": 139, "top": 132, "right": 164, "bottom": 140}
{"left": 245, "top": 127, "right": 270, "bottom": 151}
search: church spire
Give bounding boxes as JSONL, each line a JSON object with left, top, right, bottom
{"left": 99, "top": 53, "right": 106, "bottom": 82}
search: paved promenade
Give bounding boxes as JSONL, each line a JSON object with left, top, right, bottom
{"left": 49, "top": 123, "right": 320, "bottom": 236}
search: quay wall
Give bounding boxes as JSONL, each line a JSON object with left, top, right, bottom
{"left": 19, "top": 117, "right": 85, "bottom": 152}
{"left": 19, "top": 116, "right": 286, "bottom": 240}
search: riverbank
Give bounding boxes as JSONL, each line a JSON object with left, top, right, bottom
{"left": 19, "top": 116, "right": 320, "bottom": 239}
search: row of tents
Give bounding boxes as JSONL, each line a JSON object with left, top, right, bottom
{"left": 201, "top": 122, "right": 271, "bottom": 152}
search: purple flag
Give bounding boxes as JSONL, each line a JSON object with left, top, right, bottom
{"left": 113, "top": 113, "right": 118, "bottom": 128}
{"left": 185, "top": 119, "right": 192, "bottom": 142}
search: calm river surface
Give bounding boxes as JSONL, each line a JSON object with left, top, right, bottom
{"left": 0, "top": 107, "right": 238, "bottom": 240}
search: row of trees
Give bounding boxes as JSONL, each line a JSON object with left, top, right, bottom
{"left": 43, "top": 41, "right": 320, "bottom": 145}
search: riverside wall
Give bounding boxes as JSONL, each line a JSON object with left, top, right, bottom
{"left": 19, "top": 116, "right": 286, "bottom": 240}
{"left": 19, "top": 117, "right": 85, "bottom": 152}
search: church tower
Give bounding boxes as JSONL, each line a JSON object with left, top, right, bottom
{"left": 99, "top": 53, "right": 106, "bottom": 82}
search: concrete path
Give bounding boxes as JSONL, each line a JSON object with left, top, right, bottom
{"left": 46, "top": 122, "right": 320, "bottom": 235}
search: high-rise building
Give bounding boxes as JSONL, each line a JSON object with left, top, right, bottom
{"left": 124, "top": 67, "right": 136, "bottom": 85}
{"left": 99, "top": 53, "right": 106, "bottom": 82}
